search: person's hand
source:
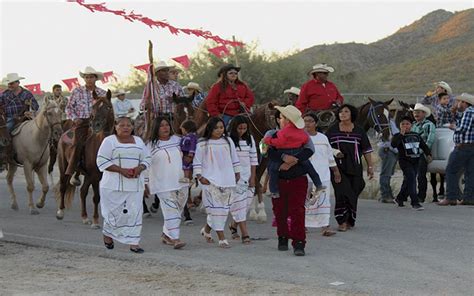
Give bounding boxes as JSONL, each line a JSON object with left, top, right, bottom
{"left": 24, "top": 111, "right": 33, "bottom": 119}
{"left": 367, "top": 166, "right": 374, "bottom": 180}
{"left": 333, "top": 170, "right": 342, "bottom": 184}
{"left": 132, "top": 165, "right": 145, "bottom": 178}
{"left": 249, "top": 177, "right": 256, "bottom": 188}
{"left": 282, "top": 154, "right": 298, "bottom": 165}
{"left": 183, "top": 155, "right": 193, "bottom": 164}
{"left": 448, "top": 123, "right": 456, "bottom": 130}
{"left": 144, "top": 184, "right": 150, "bottom": 197}
{"left": 279, "top": 162, "right": 295, "bottom": 171}
{"left": 198, "top": 176, "right": 210, "bottom": 185}
{"left": 120, "top": 168, "right": 135, "bottom": 178}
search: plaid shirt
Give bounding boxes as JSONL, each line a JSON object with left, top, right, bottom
{"left": 0, "top": 87, "right": 39, "bottom": 118}
{"left": 453, "top": 106, "right": 474, "bottom": 144}
{"left": 66, "top": 86, "right": 106, "bottom": 120}
{"left": 157, "top": 80, "right": 184, "bottom": 114}
{"left": 435, "top": 104, "right": 455, "bottom": 127}
{"left": 411, "top": 118, "right": 436, "bottom": 149}
{"left": 422, "top": 93, "right": 456, "bottom": 109}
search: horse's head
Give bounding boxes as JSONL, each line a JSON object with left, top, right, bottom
{"left": 0, "top": 107, "right": 11, "bottom": 147}
{"left": 362, "top": 97, "right": 392, "bottom": 141}
{"left": 396, "top": 100, "right": 415, "bottom": 125}
{"left": 173, "top": 93, "right": 194, "bottom": 105}
{"left": 42, "top": 96, "right": 63, "bottom": 142}
{"left": 91, "top": 90, "right": 114, "bottom": 134}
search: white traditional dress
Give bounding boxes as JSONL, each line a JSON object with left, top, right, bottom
{"left": 97, "top": 135, "right": 151, "bottom": 244}
{"left": 193, "top": 137, "right": 241, "bottom": 231}
{"left": 230, "top": 137, "right": 258, "bottom": 222}
{"left": 305, "top": 133, "right": 336, "bottom": 228}
{"left": 146, "top": 135, "right": 189, "bottom": 240}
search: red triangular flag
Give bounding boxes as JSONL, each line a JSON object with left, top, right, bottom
{"left": 24, "top": 83, "right": 43, "bottom": 95}
{"left": 208, "top": 45, "right": 230, "bottom": 58}
{"left": 101, "top": 71, "right": 117, "bottom": 84}
{"left": 172, "top": 55, "right": 191, "bottom": 69}
{"left": 62, "top": 78, "right": 80, "bottom": 92}
{"left": 134, "top": 63, "right": 150, "bottom": 72}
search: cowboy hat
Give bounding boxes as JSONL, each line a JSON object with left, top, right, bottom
{"left": 2, "top": 73, "right": 25, "bottom": 84}
{"left": 413, "top": 103, "right": 431, "bottom": 117}
{"left": 456, "top": 93, "right": 474, "bottom": 105}
{"left": 434, "top": 81, "right": 452, "bottom": 95}
{"left": 154, "top": 61, "right": 176, "bottom": 72}
{"left": 308, "top": 63, "right": 335, "bottom": 75}
{"left": 113, "top": 89, "right": 130, "bottom": 97}
{"left": 217, "top": 64, "right": 241, "bottom": 77}
{"left": 275, "top": 105, "right": 305, "bottom": 129}
{"left": 79, "top": 66, "right": 104, "bottom": 80}
{"left": 183, "top": 82, "right": 202, "bottom": 92}
{"left": 283, "top": 87, "right": 300, "bottom": 96}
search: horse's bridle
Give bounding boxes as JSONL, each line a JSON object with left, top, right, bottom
{"left": 367, "top": 103, "right": 391, "bottom": 135}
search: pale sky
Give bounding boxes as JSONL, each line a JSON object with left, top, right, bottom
{"left": 0, "top": 0, "right": 472, "bottom": 90}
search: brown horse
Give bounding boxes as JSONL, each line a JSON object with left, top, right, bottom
{"left": 55, "top": 90, "right": 115, "bottom": 228}
{"left": 356, "top": 97, "right": 393, "bottom": 141}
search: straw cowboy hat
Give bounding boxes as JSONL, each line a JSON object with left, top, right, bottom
{"left": 183, "top": 82, "right": 202, "bottom": 92}
{"left": 434, "top": 81, "right": 452, "bottom": 95}
{"left": 308, "top": 63, "right": 335, "bottom": 75}
{"left": 413, "top": 103, "right": 431, "bottom": 117}
{"left": 154, "top": 61, "right": 175, "bottom": 72}
{"left": 283, "top": 87, "right": 300, "bottom": 96}
{"left": 456, "top": 93, "right": 474, "bottom": 105}
{"left": 2, "top": 73, "right": 26, "bottom": 84}
{"left": 275, "top": 105, "right": 305, "bottom": 129}
{"left": 79, "top": 66, "right": 104, "bottom": 80}
{"left": 114, "top": 89, "right": 130, "bottom": 97}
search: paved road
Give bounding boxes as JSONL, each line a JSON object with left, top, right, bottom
{"left": 1, "top": 171, "right": 473, "bottom": 295}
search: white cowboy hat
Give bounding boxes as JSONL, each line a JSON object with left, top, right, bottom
{"left": 79, "top": 66, "right": 104, "bottom": 80}
{"left": 283, "top": 86, "right": 300, "bottom": 96}
{"left": 413, "top": 103, "right": 431, "bottom": 117}
{"left": 275, "top": 105, "right": 305, "bottom": 129}
{"left": 113, "top": 89, "right": 130, "bottom": 97}
{"left": 456, "top": 93, "right": 474, "bottom": 105}
{"left": 434, "top": 81, "right": 452, "bottom": 95}
{"left": 154, "top": 61, "right": 176, "bottom": 72}
{"left": 183, "top": 82, "right": 202, "bottom": 92}
{"left": 308, "top": 63, "right": 335, "bottom": 75}
{"left": 2, "top": 73, "right": 25, "bottom": 84}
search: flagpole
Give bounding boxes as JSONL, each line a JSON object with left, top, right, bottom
{"left": 232, "top": 36, "right": 241, "bottom": 80}
{"left": 145, "top": 40, "right": 155, "bottom": 141}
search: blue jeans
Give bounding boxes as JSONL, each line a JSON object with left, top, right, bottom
{"left": 222, "top": 114, "right": 233, "bottom": 128}
{"left": 445, "top": 146, "right": 474, "bottom": 201}
{"left": 417, "top": 155, "right": 429, "bottom": 202}
{"left": 6, "top": 117, "right": 15, "bottom": 132}
{"left": 378, "top": 148, "right": 398, "bottom": 200}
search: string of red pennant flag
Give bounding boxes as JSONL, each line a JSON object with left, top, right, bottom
{"left": 72, "top": 0, "right": 244, "bottom": 48}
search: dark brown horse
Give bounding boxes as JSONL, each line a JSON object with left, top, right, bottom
{"left": 356, "top": 98, "right": 393, "bottom": 141}
{"left": 55, "top": 90, "right": 115, "bottom": 228}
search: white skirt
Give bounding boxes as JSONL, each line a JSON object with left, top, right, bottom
{"left": 202, "top": 183, "right": 233, "bottom": 231}
{"left": 230, "top": 177, "right": 254, "bottom": 223}
{"left": 100, "top": 188, "right": 144, "bottom": 245}
{"left": 305, "top": 180, "right": 331, "bottom": 228}
{"left": 156, "top": 187, "right": 189, "bottom": 240}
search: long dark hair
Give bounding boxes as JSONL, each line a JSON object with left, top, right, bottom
{"left": 228, "top": 115, "right": 253, "bottom": 150}
{"left": 201, "top": 116, "right": 230, "bottom": 146}
{"left": 337, "top": 104, "right": 358, "bottom": 123}
{"left": 150, "top": 116, "right": 173, "bottom": 147}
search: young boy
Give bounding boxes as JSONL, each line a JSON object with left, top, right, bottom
{"left": 435, "top": 92, "right": 455, "bottom": 127}
{"left": 263, "top": 105, "right": 325, "bottom": 199}
{"left": 392, "top": 116, "right": 432, "bottom": 210}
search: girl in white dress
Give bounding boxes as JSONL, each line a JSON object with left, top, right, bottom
{"left": 194, "top": 117, "right": 241, "bottom": 248}
{"left": 228, "top": 115, "right": 258, "bottom": 244}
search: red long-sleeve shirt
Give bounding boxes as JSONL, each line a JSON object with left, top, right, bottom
{"left": 296, "top": 78, "right": 344, "bottom": 113}
{"left": 206, "top": 82, "right": 254, "bottom": 117}
{"left": 264, "top": 123, "right": 308, "bottom": 149}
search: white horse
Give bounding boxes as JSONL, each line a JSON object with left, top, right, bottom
{"left": 7, "top": 97, "right": 63, "bottom": 214}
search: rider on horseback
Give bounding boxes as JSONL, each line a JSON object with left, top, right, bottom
{"left": 64, "top": 67, "right": 106, "bottom": 186}
{"left": 0, "top": 73, "right": 39, "bottom": 171}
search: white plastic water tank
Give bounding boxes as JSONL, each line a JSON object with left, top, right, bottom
{"left": 427, "top": 128, "right": 454, "bottom": 174}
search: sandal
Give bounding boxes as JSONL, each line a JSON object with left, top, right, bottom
{"left": 200, "top": 227, "right": 214, "bottom": 243}
{"left": 218, "top": 239, "right": 231, "bottom": 248}
{"left": 241, "top": 235, "right": 251, "bottom": 244}
{"left": 129, "top": 247, "right": 144, "bottom": 254}
{"left": 161, "top": 233, "right": 175, "bottom": 246}
{"left": 229, "top": 224, "right": 240, "bottom": 240}
{"left": 173, "top": 240, "right": 186, "bottom": 250}
{"left": 321, "top": 228, "right": 336, "bottom": 237}
{"left": 103, "top": 236, "right": 114, "bottom": 249}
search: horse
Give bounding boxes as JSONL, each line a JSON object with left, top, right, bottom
{"left": 55, "top": 90, "right": 115, "bottom": 228}
{"left": 6, "top": 97, "right": 63, "bottom": 214}
{"left": 0, "top": 107, "right": 11, "bottom": 167}
{"left": 356, "top": 97, "right": 393, "bottom": 141}
{"left": 48, "top": 119, "right": 73, "bottom": 175}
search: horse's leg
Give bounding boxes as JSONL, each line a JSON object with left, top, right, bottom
{"left": 439, "top": 174, "right": 445, "bottom": 197}
{"left": 80, "top": 177, "right": 91, "bottom": 225}
{"left": 430, "top": 173, "right": 438, "bottom": 201}
{"left": 6, "top": 164, "right": 19, "bottom": 211}
{"left": 23, "top": 162, "right": 39, "bottom": 215}
{"left": 91, "top": 180, "right": 101, "bottom": 229}
{"left": 35, "top": 165, "right": 49, "bottom": 209}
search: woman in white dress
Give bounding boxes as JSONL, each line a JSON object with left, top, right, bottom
{"left": 194, "top": 117, "right": 241, "bottom": 248}
{"left": 97, "top": 116, "right": 151, "bottom": 253}
{"left": 303, "top": 112, "right": 341, "bottom": 236}
{"left": 145, "top": 116, "right": 189, "bottom": 249}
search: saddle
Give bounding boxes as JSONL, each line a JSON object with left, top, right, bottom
{"left": 10, "top": 121, "right": 29, "bottom": 137}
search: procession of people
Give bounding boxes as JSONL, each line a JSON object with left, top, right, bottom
{"left": 0, "top": 61, "right": 472, "bottom": 257}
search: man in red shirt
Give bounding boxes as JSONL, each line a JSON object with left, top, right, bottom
{"left": 296, "top": 64, "right": 344, "bottom": 113}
